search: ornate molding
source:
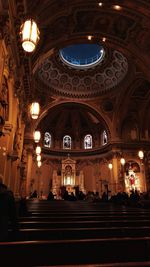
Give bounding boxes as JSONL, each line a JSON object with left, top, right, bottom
{"left": 3, "top": 122, "right": 13, "bottom": 135}
{"left": 37, "top": 50, "right": 128, "bottom": 99}
{"left": 7, "top": 151, "right": 19, "bottom": 161}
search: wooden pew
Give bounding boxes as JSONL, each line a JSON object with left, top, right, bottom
{"left": 0, "top": 237, "right": 150, "bottom": 266}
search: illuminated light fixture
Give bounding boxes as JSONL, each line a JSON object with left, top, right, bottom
{"left": 108, "top": 163, "right": 113, "bottom": 169}
{"left": 138, "top": 150, "right": 144, "bottom": 160}
{"left": 113, "top": 5, "right": 122, "bottom": 10}
{"left": 87, "top": 35, "right": 92, "bottom": 41}
{"left": 102, "top": 37, "right": 106, "bottom": 42}
{"left": 37, "top": 155, "right": 41, "bottom": 162}
{"left": 98, "top": 2, "right": 103, "bottom": 6}
{"left": 37, "top": 161, "right": 42, "bottom": 168}
{"left": 35, "top": 145, "right": 41, "bottom": 155}
{"left": 120, "top": 158, "right": 125, "bottom": 165}
{"left": 30, "top": 102, "right": 40, "bottom": 119}
{"left": 20, "top": 19, "right": 40, "bottom": 52}
{"left": 34, "top": 130, "right": 41, "bottom": 143}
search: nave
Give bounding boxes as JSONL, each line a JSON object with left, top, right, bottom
{"left": 1, "top": 200, "right": 150, "bottom": 266}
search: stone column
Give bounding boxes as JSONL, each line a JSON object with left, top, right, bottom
{"left": 79, "top": 170, "right": 85, "bottom": 193}
{"left": 26, "top": 151, "right": 33, "bottom": 197}
{"left": 112, "top": 155, "right": 118, "bottom": 194}
{"left": 52, "top": 170, "right": 60, "bottom": 198}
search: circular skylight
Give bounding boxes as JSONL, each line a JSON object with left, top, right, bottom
{"left": 60, "top": 44, "right": 105, "bottom": 69}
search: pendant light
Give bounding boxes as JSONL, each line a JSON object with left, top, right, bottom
{"left": 20, "top": 19, "right": 40, "bottom": 52}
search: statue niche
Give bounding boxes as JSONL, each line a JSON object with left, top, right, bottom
{"left": 62, "top": 157, "right": 76, "bottom": 193}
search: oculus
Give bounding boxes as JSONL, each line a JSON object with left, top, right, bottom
{"left": 60, "top": 44, "right": 105, "bottom": 69}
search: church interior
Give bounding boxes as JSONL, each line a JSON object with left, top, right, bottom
{"left": 0, "top": 0, "right": 150, "bottom": 266}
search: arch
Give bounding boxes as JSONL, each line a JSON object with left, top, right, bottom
{"left": 125, "top": 161, "right": 140, "bottom": 174}
{"left": 35, "top": 101, "right": 111, "bottom": 139}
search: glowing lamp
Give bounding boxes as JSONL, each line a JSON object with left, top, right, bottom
{"left": 37, "top": 161, "right": 41, "bottom": 167}
{"left": 138, "top": 150, "right": 144, "bottom": 159}
{"left": 37, "top": 155, "right": 41, "bottom": 162}
{"left": 120, "top": 158, "right": 125, "bottom": 165}
{"left": 108, "top": 163, "right": 113, "bottom": 169}
{"left": 34, "top": 130, "right": 41, "bottom": 143}
{"left": 87, "top": 35, "right": 92, "bottom": 40}
{"left": 35, "top": 146, "right": 41, "bottom": 155}
{"left": 30, "top": 102, "right": 40, "bottom": 119}
{"left": 113, "top": 5, "right": 122, "bottom": 11}
{"left": 20, "top": 19, "right": 40, "bottom": 52}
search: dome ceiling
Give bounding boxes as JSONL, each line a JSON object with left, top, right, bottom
{"left": 37, "top": 103, "right": 107, "bottom": 139}
{"left": 4, "top": 0, "right": 149, "bottom": 129}
{"left": 36, "top": 48, "right": 128, "bottom": 99}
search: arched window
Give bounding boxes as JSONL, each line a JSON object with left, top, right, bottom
{"left": 102, "top": 130, "right": 108, "bottom": 145}
{"left": 63, "top": 135, "right": 71, "bottom": 149}
{"left": 84, "top": 134, "right": 92, "bottom": 149}
{"left": 44, "top": 132, "right": 51, "bottom": 148}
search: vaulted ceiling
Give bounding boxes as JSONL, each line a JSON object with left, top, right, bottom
{"left": 0, "top": 0, "right": 150, "bottom": 141}
{"left": 37, "top": 102, "right": 107, "bottom": 140}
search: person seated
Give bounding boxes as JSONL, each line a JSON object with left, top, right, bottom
{"left": 69, "top": 192, "right": 77, "bottom": 201}
{"left": 31, "top": 190, "right": 38, "bottom": 198}
{"left": 0, "top": 177, "right": 18, "bottom": 241}
{"left": 93, "top": 191, "right": 101, "bottom": 202}
{"left": 47, "top": 191, "right": 54, "bottom": 201}
{"left": 19, "top": 196, "right": 30, "bottom": 216}
{"left": 63, "top": 190, "right": 69, "bottom": 200}
{"left": 78, "top": 191, "right": 86, "bottom": 200}
{"left": 102, "top": 191, "right": 108, "bottom": 202}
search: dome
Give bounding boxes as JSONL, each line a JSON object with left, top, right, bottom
{"left": 37, "top": 103, "right": 107, "bottom": 150}
{"left": 36, "top": 49, "right": 128, "bottom": 99}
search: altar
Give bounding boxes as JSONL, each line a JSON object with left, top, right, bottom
{"left": 51, "top": 156, "right": 85, "bottom": 197}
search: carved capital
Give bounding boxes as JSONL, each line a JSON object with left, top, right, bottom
{"left": 3, "top": 122, "right": 13, "bottom": 136}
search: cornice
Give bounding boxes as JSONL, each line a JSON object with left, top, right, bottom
{"left": 41, "top": 141, "right": 150, "bottom": 159}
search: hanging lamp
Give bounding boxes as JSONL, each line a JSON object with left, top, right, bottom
{"left": 20, "top": 19, "right": 40, "bottom": 52}
{"left": 30, "top": 102, "right": 40, "bottom": 119}
{"left": 138, "top": 150, "right": 144, "bottom": 160}
{"left": 35, "top": 145, "right": 41, "bottom": 155}
{"left": 34, "top": 130, "right": 41, "bottom": 143}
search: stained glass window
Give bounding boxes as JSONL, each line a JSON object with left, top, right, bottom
{"left": 44, "top": 132, "right": 51, "bottom": 148}
{"left": 63, "top": 135, "right": 71, "bottom": 149}
{"left": 84, "top": 134, "right": 92, "bottom": 149}
{"left": 102, "top": 130, "right": 108, "bottom": 145}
